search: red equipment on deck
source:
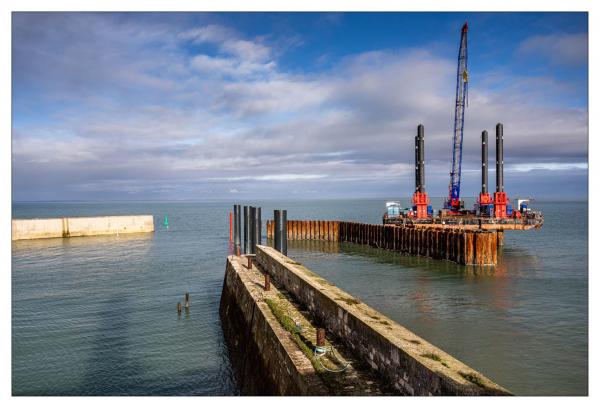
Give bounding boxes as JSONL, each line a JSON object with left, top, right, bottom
{"left": 412, "top": 192, "right": 429, "bottom": 219}
{"left": 412, "top": 124, "right": 431, "bottom": 219}
{"left": 494, "top": 192, "right": 508, "bottom": 218}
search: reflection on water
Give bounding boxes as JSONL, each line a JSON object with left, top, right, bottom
{"left": 282, "top": 239, "right": 341, "bottom": 254}
{"left": 286, "top": 203, "right": 587, "bottom": 396}
{"left": 12, "top": 202, "right": 237, "bottom": 396}
{"left": 12, "top": 231, "right": 154, "bottom": 250}
{"left": 12, "top": 200, "right": 586, "bottom": 396}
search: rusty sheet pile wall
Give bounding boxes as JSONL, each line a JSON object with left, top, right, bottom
{"left": 266, "top": 220, "right": 497, "bottom": 266}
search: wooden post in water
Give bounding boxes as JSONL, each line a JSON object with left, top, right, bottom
{"left": 185, "top": 292, "right": 190, "bottom": 309}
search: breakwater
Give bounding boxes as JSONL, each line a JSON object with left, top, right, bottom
{"left": 266, "top": 220, "right": 498, "bottom": 266}
{"left": 219, "top": 245, "right": 511, "bottom": 395}
{"left": 12, "top": 215, "right": 154, "bottom": 240}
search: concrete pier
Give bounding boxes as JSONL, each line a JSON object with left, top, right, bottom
{"left": 266, "top": 220, "right": 497, "bottom": 266}
{"left": 219, "top": 246, "right": 511, "bottom": 395}
{"left": 12, "top": 215, "right": 154, "bottom": 240}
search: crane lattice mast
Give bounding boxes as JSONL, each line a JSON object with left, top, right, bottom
{"left": 446, "top": 22, "right": 469, "bottom": 212}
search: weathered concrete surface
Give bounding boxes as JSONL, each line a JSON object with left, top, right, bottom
{"left": 256, "top": 245, "right": 511, "bottom": 396}
{"left": 220, "top": 255, "right": 395, "bottom": 395}
{"left": 219, "top": 256, "right": 328, "bottom": 395}
{"left": 12, "top": 215, "right": 154, "bottom": 240}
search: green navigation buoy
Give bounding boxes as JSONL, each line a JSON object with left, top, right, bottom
{"left": 164, "top": 216, "right": 169, "bottom": 229}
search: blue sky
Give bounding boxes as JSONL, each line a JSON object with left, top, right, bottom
{"left": 12, "top": 12, "right": 588, "bottom": 201}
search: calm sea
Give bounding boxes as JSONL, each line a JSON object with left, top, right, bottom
{"left": 12, "top": 199, "right": 587, "bottom": 395}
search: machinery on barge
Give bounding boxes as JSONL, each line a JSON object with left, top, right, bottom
{"left": 383, "top": 22, "right": 543, "bottom": 231}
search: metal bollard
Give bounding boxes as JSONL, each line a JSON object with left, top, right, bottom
{"left": 316, "top": 328, "right": 326, "bottom": 347}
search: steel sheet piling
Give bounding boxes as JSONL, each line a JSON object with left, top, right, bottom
{"left": 266, "top": 219, "right": 498, "bottom": 265}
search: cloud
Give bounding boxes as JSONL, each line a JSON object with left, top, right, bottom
{"left": 180, "top": 23, "right": 272, "bottom": 62}
{"left": 517, "top": 33, "right": 588, "bottom": 65}
{"left": 11, "top": 14, "right": 588, "bottom": 201}
{"left": 190, "top": 54, "right": 275, "bottom": 78}
{"left": 507, "top": 162, "right": 588, "bottom": 172}
{"left": 215, "top": 174, "right": 327, "bottom": 182}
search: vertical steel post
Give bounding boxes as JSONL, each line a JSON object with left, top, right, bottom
{"left": 256, "top": 207, "right": 262, "bottom": 247}
{"left": 249, "top": 206, "right": 256, "bottom": 254}
{"left": 496, "top": 123, "right": 504, "bottom": 192}
{"left": 418, "top": 124, "right": 425, "bottom": 192}
{"left": 281, "top": 210, "right": 288, "bottom": 256}
{"left": 233, "top": 205, "right": 241, "bottom": 254}
{"left": 414, "top": 134, "right": 420, "bottom": 192}
{"left": 274, "top": 210, "right": 281, "bottom": 252}
{"left": 482, "top": 131, "right": 488, "bottom": 194}
{"left": 243, "top": 206, "right": 248, "bottom": 254}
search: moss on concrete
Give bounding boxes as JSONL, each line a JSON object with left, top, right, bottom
{"left": 421, "top": 352, "right": 442, "bottom": 362}
{"left": 265, "top": 298, "right": 324, "bottom": 374}
{"left": 336, "top": 296, "right": 361, "bottom": 306}
{"left": 459, "top": 371, "right": 485, "bottom": 387}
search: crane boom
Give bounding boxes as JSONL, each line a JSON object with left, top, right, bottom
{"left": 446, "top": 22, "right": 469, "bottom": 212}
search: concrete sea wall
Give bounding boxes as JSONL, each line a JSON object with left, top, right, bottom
{"left": 266, "top": 220, "right": 497, "bottom": 265}
{"left": 254, "top": 245, "right": 511, "bottom": 396}
{"left": 220, "top": 244, "right": 511, "bottom": 395}
{"left": 219, "top": 255, "right": 328, "bottom": 395}
{"left": 12, "top": 215, "right": 154, "bottom": 241}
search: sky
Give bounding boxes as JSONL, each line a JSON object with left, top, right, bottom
{"left": 11, "top": 12, "right": 588, "bottom": 202}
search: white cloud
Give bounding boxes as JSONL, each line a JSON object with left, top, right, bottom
{"left": 518, "top": 33, "right": 588, "bottom": 65}
{"left": 190, "top": 54, "right": 275, "bottom": 78}
{"left": 216, "top": 174, "right": 327, "bottom": 182}
{"left": 11, "top": 15, "right": 588, "bottom": 200}
{"left": 179, "top": 24, "right": 232, "bottom": 44}
{"left": 181, "top": 23, "right": 272, "bottom": 62}
{"left": 508, "top": 162, "right": 588, "bottom": 172}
